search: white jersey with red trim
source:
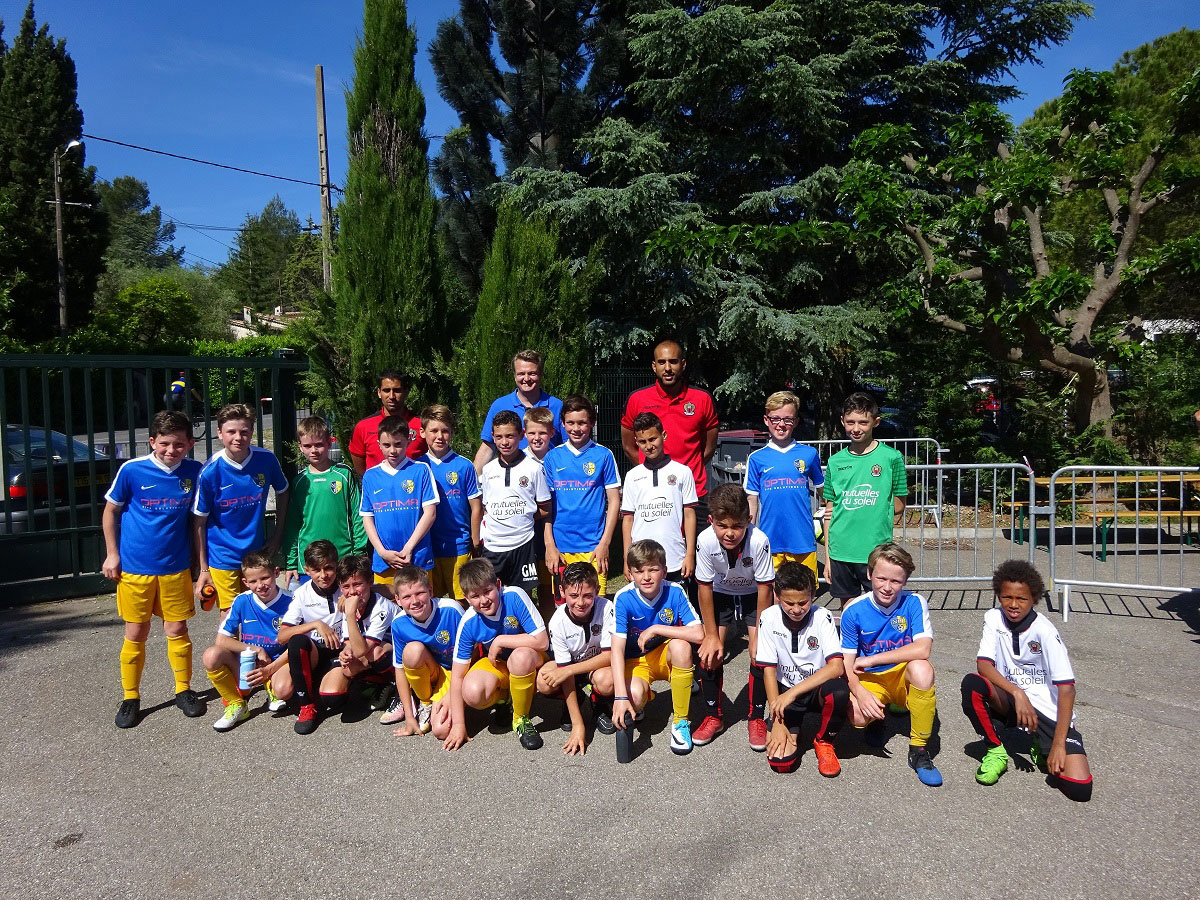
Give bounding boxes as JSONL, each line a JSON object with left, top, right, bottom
{"left": 976, "top": 608, "right": 1076, "bottom": 724}
{"left": 755, "top": 604, "right": 842, "bottom": 689}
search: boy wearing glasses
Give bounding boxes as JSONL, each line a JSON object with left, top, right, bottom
{"left": 744, "top": 391, "right": 824, "bottom": 578}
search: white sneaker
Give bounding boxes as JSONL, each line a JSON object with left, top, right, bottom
{"left": 265, "top": 683, "right": 287, "bottom": 713}
{"left": 213, "top": 701, "right": 249, "bottom": 732}
{"left": 417, "top": 701, "right": 433, "bottom": 734}
{"left": 379, "top": 696, "right": 406, "bottom": 725}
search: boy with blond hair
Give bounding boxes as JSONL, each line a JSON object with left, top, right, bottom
{"left": 417, "top": 404, "right": 481, "bottom": 600}
{"left": 524, "top": 405, "right": 558, "bottom": 608}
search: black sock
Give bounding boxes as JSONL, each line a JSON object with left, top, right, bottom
{"left": 287, "top": 635, "right": 314, "bottom": 705}
{"left": 320, "top": 691, "right": 346, "bottom": 716}
{"left": 748, "top": 664, "right": 766, "bottom": 721}
{"left": 698, "top": 663, "right": 724, "bottom": 718}
{"left": 961, "top": 673, "right": 1004, "bottom": 747}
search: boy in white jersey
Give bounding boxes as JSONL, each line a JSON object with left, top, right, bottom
{"left": 620, "top": 412, "right": 697, "bottom": 582}
{"left": 523, "top": 406, "right": 558, "bottom": 615}
{"left": 961, "top": 560, "right": 1093, "bottom": 801}
{"left": 536, "top": 561, "right": 617, "bottom": 755}
{"left": 479, "top": 409, "right": 551, "bottom": 603}
{"left": 757, "top": 563, "right": 847, "bottom": 776}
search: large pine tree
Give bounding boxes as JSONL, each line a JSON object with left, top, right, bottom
{"left": 332, "top": 0, "right": 443, "bottom": 419}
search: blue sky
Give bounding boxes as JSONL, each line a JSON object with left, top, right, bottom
{"left": 2, "top": 1, "right": 1196, "bottom": 267}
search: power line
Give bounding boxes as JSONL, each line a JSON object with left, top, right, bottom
{"left": 163, "top": 212, "right": 235, "bottom": 252}
{"left": 180, "top": 247, "right": 225, "bottom": 268}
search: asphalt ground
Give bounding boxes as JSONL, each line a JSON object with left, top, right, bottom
{"left": 0, "top": 584, "right": 1197, "bottom": 900}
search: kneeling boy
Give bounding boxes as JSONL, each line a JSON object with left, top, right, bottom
{"left": 442, "top": 558, "right": 549, "bottom": 752}
{"left": 842, "top": 542, "right": 942, "bottom": 786}
{"left": 756, "top": 563, "right": 847, "bottom": 776}
{"left": 961, "top": 560, "right": 1093, "bottom": 801}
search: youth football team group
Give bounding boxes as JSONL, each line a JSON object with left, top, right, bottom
{"left": 100, "top": 349, "right": 1093, "bottom": 800}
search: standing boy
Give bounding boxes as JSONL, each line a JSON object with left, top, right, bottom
{"left": 387, "top": 565, "right": 464, "bottom": 737}
{"left": 193, "top": 404, "right": 290, "bottom": 613}
{"left": 543, "top": 395, "right": 621, "bottom": 596}
{"left": 280, "top": 416, "right": 365, "bottom": 587}
{"left": 478, "top": 410, "right": 551, "bottom": 603}
{"left": 418, "top": 405, "right": 482, "bottom": 600}
{"left": 102, "top": 410, "right": 206, "bottom": 728}
{"left": 822, "top": 392, "right": 907, "bottom": 604}
{"left": 745, "top": 391, "right": 824, "bottom": 577}
{"left": 360, "top": 416, "right": 438, "bottom": 585}
{"left": 523, "top": 406, "right": 558, "bottom": 608}
{"left": 842, "top": 543, "right": 941, "bottom": 786}
{"left": 348, "top": 369, "right": 425, "bottom": 477}
{"left": 620, "top": 412, "right": 697, "bottom": 583}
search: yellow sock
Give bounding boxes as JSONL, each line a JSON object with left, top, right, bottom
{"left": 510, "top": 671, "right": 536, "bottom": 725}
{"left": 120, "top": 639, "right": 146, "bottom": 700}
{"left": 670, "top": 664, "right": 694, "bottom": 723}
{"left": 165, "top": 634, "right": 193, "bottom": 694}
{"left": 404, "top": 665, "right": 432, "bottom": 704}
{"left": 906, "top": 684, "right": 937, "bottom": 748}
{"left": 206, "top": 665, "right": 242, "bottom": 706}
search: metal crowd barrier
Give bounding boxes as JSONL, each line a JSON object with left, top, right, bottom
{"left": 1047, "top": 466, "right": 1200, "bottom": 621}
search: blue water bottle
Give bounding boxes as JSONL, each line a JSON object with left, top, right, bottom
{"left": 239, "top": 648, "right": 258, "bottom": 690}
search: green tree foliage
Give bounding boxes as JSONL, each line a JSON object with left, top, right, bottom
{"left": 330, "top": 0, "right": 443, "bottom": 422}
{"left": 216, "top": 195, "right": 301, "bottom": 313}
{"left": 95, "top": 175, "right": 182, "bottom": 271}
{"left": 456, "top": 203, "right": 596, "bottom": 441}
{"left": 92, "top": 274, "right": 198, "bottom": 347}
{"left": 0, "top": 2, "right": 106, "bottom": 341}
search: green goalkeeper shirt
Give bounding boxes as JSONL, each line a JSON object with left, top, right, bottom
{"left": 279, "top": 462, "right": 366, "bottom": 569}
{"left": 822, "top": 442, "right": 907, "bottom": 565}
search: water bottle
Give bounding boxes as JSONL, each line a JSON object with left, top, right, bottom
{"left": 238, "top": 648, "right": 258, "bottom": 691}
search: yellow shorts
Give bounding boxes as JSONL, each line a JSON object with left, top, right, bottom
{"left": 628, "top": 643, "right": 672, "bottom": 685}
{"left": 468, "top": 656, "right": 511, "bottom": 702}
{"left": 431, "top": 554, "right": 471, "bottom": 600}
{"left": 773, "top": 551, "right": 818, "bottom": 578}
{"left": 375, "top": 566, "right": 434, "bottom": 587}
{"left": 855, "top": 663, "right": 909, "bottom": 721}
{"left": 209, "top": 567, "right": 244, "bottom": 611}
{"left": 117, "top": 570, "right": 195, "bottom": 623}
{"left": 430, "top": 667, "right": 452, "bottom": 703}
{"left": 560, "top": 551, "right": 608, "bottom": 595}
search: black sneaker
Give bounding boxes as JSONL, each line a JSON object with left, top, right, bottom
{"left": 368, "top": 681, "right": 395, "bottom": 711}
{"left": 174, "top": 689, "right": 205, "bottom": 718}
{"left": 115, "top": 699, "right": 140, "bottom": 729}
{"left": 595, "top": 709, "right": 616, "bottom": 735}
{"left": 515, "top": 715, "right": 544, "bottom": 750}
{"left": 489, "top": 701, "right": 513, "bottom": 734}
{"left": 908, "top": 746, "right": 944, "bottom": 787}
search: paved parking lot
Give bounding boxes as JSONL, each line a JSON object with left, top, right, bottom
{"left": 0, "top": 585, "right": 1196, "bottom": 900}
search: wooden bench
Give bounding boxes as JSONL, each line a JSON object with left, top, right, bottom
{"left": 1071, "top": 508, "right": 1200, "bottom": 561}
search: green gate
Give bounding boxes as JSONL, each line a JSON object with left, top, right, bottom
{"left": 0, "top": 352, "right": 306, "bottom": 604}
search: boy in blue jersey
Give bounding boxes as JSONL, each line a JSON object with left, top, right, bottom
{"left": 103, "top": 411, "right": 206, "bottom": 728}
{"left": 360, "top": 416, "right": 439, "bottom": 587}
{"left": 442, "top": 558, "right": 549, "bottom": 752}
{"left": 745, "top": 391, "right": 823, "bottom": 577}
{"left": 842, "top": 542, "right": 942, "bottom": 786}
{"left": 417, "top": 405, "right": 481, "bottom": 600}
{"left": 611, "top": 540, "right": 704, "bottom": 760}
{"left": 386, "top": 565, "right": 464, "bottom": 738}
{"left": 543, "top": 395, "right": 621, "bottom": 597}
{"left": 193, "top": 404, "right": 290, "bottom": 614}
{"left": 201, "top": 551, "right": 294, "bottom": 732}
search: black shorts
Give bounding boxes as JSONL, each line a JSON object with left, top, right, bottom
{"left": 776, "top": 677, "right": 848, "bottom": 734}
{"left": 829, "top": 559, "right": 871, "bottom": 601}
{"left": 707, "top": 590, "right": 760, "bottom": 628}
{"left": 1004, "top": 706, "right": 1087, "bottom": 756}
{"left": 482, "top": 538, "right": 539, "bottom": 599}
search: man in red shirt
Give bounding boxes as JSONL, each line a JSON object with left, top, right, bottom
{"left": 348, "top": 369, "right": 427, "bottom": 478}
{"left": 621, "top": 340, "right": 719, "bottom": 503}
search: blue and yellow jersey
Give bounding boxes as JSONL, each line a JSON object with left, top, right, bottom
{"left": 105, "top": 454, "right": 203, "bottom": 575}
{"left": 193, "top": 447, "right": 289, "bottom": 569}
{"left": 544, "top": 440, "right": 620, "bottom": 553}
{"left": 612, "top": 581, "right": 699, "bottom": 659}
{"left": 360, "top": 457, "right": 439, "bottom": 571}
{"left": 452, "top": 587, "right": 545, "bottom": 666}
{"left": 420, "top": 450, "right": 480, "bottom": 557}
{"left": 840, "top": 590, "right": 932, "bottom": 673}
{"left": 391, "top": 598, "right": 464, "bottom": 670}
{"left": 743, "top": 441, "right": 824, "bottom": 554}
{"left": 219, "top": 587, "right": 293, "bottom": 660}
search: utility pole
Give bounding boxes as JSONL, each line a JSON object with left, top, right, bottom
{"left": 314, "top": 65, "right": 333, "bottom": 292}
{"left": 53, "top": 140, "right": 81, "bottom": 337}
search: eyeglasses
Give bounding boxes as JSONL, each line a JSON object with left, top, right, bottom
{"left": 765, "top": 416, "right": 796, "bottom": 426}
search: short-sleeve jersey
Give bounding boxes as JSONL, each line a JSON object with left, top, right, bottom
{"left": 756, "top": 604, "right": 843, "bottom": 689}
{"left": 279, "top": 462, "right": 365, "bottom": 569}
{"left": 453, "top": 586, "right": 546, "bottom": 665}
{"left": 390, "top": 597, "right": 464, "bottom": 670}
{"left": 549, "top": 597, "right": 614, "bottom": 665}
{"left": 479, "top": 390, "right": 566, "bottom": 448}
{"left": 695, "top": 524, "right": 774, "bottom": 596}
{"left": 840, "top": 590, "right": 932, "bottom": 674}
{"left": 420, "top": 450, "right": 481, "bottom": 557}
{"left": 544, "top": 440, "right": 620, "bottom": 553}
{"left": 621, "top": 383, "right": 718, "bottom": 496}
{"left": 620, "top": 459, "right": 697, "bottom": 571}
{"left": 822, "top": 442, "right": 907, "bottom": 564}
{"left": 219, "top": 587, "right": 293, "bottom": 659}
{"left": 279, "top": 580, "right": 343, "bottom": 646}
{"left": 744, "top": 441, "right": 824, "bottom": 555}
{"left": 104, "top": 454, "right": 203, "bottom": 575}
{"left": 612, "top": 581, "right": 699, "bottom": 659}
{"left": 480, "top": 452, "right": 550, "bottom": 552}
{"left": 976, "top": 608, "right": 1077, "bottom": 723}
{"left": 348, "top": 410, "right": 425, "bottom": 466}
{"left": 192, "top": 447, "right": 290, "bottom": 570}
{"left": 340, "top": 591, "right": 397, "bottom": 643}
{"left": 359, "top": 457, "right": 438, "bottom": 571}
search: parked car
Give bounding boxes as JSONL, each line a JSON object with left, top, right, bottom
{"left": 1, "top": 426, "right": 117, "bottom": 534}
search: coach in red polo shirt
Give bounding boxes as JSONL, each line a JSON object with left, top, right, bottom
{"left": 348, "top": 368, "right": 426, "bottom": 478}
{"left": 621, "top": 340, "right": 719, "bottom": 498}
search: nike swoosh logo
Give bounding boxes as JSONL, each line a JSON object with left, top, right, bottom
{"left": 140, "top": 484, "right": 157, "bottom": 490}
{"left": 762, "top": 467, "right": 774, "bottom": 473}
{"left": 556, "top": 467, "right": 568, "bottom": 472}
{"left": 221, "top": 484, "right": 234, "bottom": 490}
{"left": 374, "top": 488, "right": 384, "bottom": 494}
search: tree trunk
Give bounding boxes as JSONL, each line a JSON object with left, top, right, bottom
{"left": 1073, "top": 364, "right": 1113, "bottom": 436}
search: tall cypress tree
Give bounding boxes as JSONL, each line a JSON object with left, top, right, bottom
{"left": 0, "top": 2, "right": 106, "bottom": 343}
{"left": 333, "top": 0, "right": 443, "bottom": 418}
